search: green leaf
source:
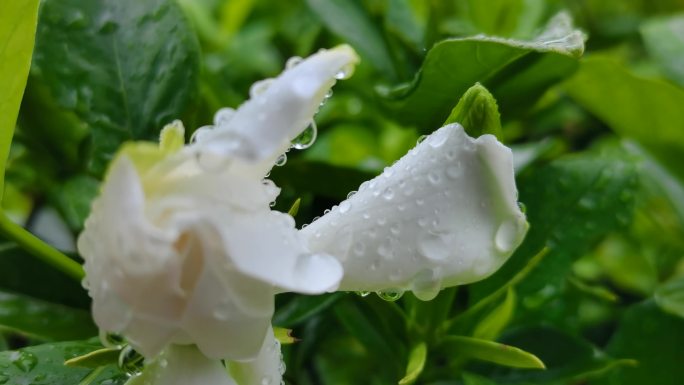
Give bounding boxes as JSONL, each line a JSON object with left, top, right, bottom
{"left": 273, "top": 293, "right": 344, "bottom": 327}
{"left": 472, "top": 287, "right": 516, "bottom": 340}
{"left": 443, "top": 83, "right": 503, "bottom": 141}
{"left": 398, "top": 342, "right": 427, "bottom": 385}
{"left": 564, "top": 57, "right": 684, "bottom": 181}
{"left": 270, "top": 160, "right": 375, "bottom": 200}
{"left": 439, "top": 335, "right": 545, "bottom": 369}
{"left": 383, "top": 12, "right": 584, "bottom": 129}
{"left": 64, "top": 347, "right": 120, "bottom": 369}
{"left": 489, "top": 326, "right": 635, "bottom": 384}
{"left": 0, "top": 0, "right": 39, "bottom": 200}
{"left": 470, "top": 153, "right": 638, "bottom": 303}
{"left": 462, "top": 372, "right": 499, "bottom": 385}
{"left": 598, "top": 301, "right": 684, "bottom": 385}
{"left": 0, "top": 341, "right": 127, "bottom": 385}
{"left": 655, "top": 276, "right": 684, "bottom": 319}
{"left": 0, "top": 243, "right": 90, "bottom": 308}
{"left": 306, "top": 0, "right": 397, "bottom": 79}
{"left": 0, "top": 290, "right": 96, "bottom": 341}
{"left": 23, "top": 0, "right": 201, "bottom": 175}
{"left": 49, "top": 175, "right": 100, "bottom": 232}
{"left": 641, "top": 14, "right": 684, "bottom": 86}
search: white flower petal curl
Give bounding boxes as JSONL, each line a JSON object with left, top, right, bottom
{"left": 300, "top": 123, "right": 528, "bottom": 300}
{"left": 126, "top": 345, "right": 238, "bottom": 385}
{"left": 191, "top": 44, "right": 359, "bottom": 168}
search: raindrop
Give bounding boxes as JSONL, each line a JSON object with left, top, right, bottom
{"left": 355, "top": 291, "right": 370, "bottom": 297}
{"left": 517, "top": 202, "right": 527, "bottom": 214}
{"left": 213, "top": 107, "right": 236, "bottom": 126}
{"left": 291, "top": 121, "right": 317, "bottom": 150}
{"left": 428, "top": 171, "right": 441, "bottom": 185}
{"left": 339, "top": 201, "right": 352, "bottom": 213}
{"left": 285, "top": 56, "right": 303, "bottom": 69}
{"left": 347, "top": 191, "right": 357, "bottom": 199}
{"left": 494, "top": 218, "right": 526, "bottom": 254}
{"left": 416, "top": 198, "right": 424, "bottom": 206}
{"left": 418, "top": 232, "right": 450, "bottom": 260}
{"left": 382, "top": 187, "right": 395, "bottom": 200}
{"left": 250, "top": 78, "right": 274, "bottom": 98}
{"left": 417, "top": 135, "right": 427, "bottom": 144}
{"left": 390, "top": 224, "right": 400, "bottom": 235}
{"left": 377, "top": 289, "right": 404, "bottom": 302}
{"left": 190, "top": 125, "right": 213, "bottom": 143}
{"left": 275, "top": 153, "right": 287, "bottom": 166}
{"left": 412, "top": 269, "right": 442, "bottom": 301}
{"left": 320, "top": 89, "right": 333, "bottom": 106}
{"left": 10, "top": 351, "right": 37, "bottom": 373}
{"left": 353, "top": 241, "right": 366, "bottom": 256}
{"left": 427, "top": 129, "right": 449, "bottom": 148}
{"left": 335, "top": 63, "right": 355, "bottom": 79}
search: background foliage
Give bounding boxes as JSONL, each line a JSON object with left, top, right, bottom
{"left": 1, "top": 0, "right": 684, "bottom": 384}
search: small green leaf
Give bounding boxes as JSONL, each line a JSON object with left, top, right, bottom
{"left": 462, "top": 372, "right": 499, "bottom": 385}
{"left": 444, "top": 83, "right": 503, "bottom": 141}
{"left": 473, "top": 287, "right": 516, "bottom": 340}
{"left": 64, "top": 347, "right": 121, "bottom": 369}
{"left": 287, "top": 198, "right": 302, "bottom": 218}
{"left": 273, "top": 292, "right": 344, "bottom": 327}
{"left": 655, "top": 276, "right": 684, "bottom": 319}
{"left": 439, "top": 335, "right": 545, "bottom": 369}
{"left": 0, "top": 0, "right": 39, "bottom": 200}
{"left": 398, "top": 342, "right": 427, "bottom": 385}
{"left": 383, "top": 12, "right": 584, "bottom": 129}
{"left": 0, "top": 290, "right": 96, "bottom": 341}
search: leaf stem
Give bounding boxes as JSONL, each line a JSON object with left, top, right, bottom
{"left": 0, "top": 213, "right": 84, "bottom": 281}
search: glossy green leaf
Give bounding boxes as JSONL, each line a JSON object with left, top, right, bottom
{"left": 444, "top": 83, "right": 503, "bottom": 140}
{"left": 598, "top": 301, "right": 684, "bottom": 385}
{"left": 0, "top": 290, "right": 96, "bottom": 341}
{"left": 641, "top": 14, "right": 684, "bottom": 86}
{"left": 470, "top": 154, "right": 638, "bottom": 302}
{"left": 64, "top": 347, "right": 120, "bottom": 369}
{"left": 0, "top": 0, "right": 39, "bottom": 200}
{"left": 306, "top": 0, "right": 397, "bottom": 79}
{"left": 655, "top": 276, "right": 684, "bottom": 319}
{"left": 489, "top": 326, "right": 635, "bottom": 384}
{"left": 23, "top": 0, "right": 201, "bottom": 175}
{"left": 0, "top": 341, "right": 126, "bottom": 384}
{"left": 439, "top": 335, "right": 545, "bottom": 369}
{"left": 49, "top": 175, "right": 100, "bottom": 232}
{"left": 564, "top": 57, "right": 684, "bottom": 181}
{"left": 383, "top": 12, "right": 584, "bottom": 129}
{"left": 398, "top": 342, "right": 427, "bottom": 385}
{"left": 473, "top": 287, "right": 516, "bottom": 340}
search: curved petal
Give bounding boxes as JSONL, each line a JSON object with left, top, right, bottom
{"left": 228, "top": 327, "right": 285, "bottom": 385}
{"left": 191, "top": 45, "right": 359, "bottom": 168}
{"left": 126, "top": 345, "right": 238, "bottom": 385}
{"left": 300, "top": 124, "right": 528, "bottom": 300}
{"left": 217, "top": 209, "right": 343, "bottom": 295}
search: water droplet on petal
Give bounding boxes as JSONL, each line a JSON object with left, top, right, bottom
{"left": 190, "top": 125, "right": 213, "bottom": 143}
{"left": 494, "top": 217, "right": 526, "bottom": 254}
{"left": 339, "top": 201, "right": 351, "bottom": 213}
{"left": 291, "top": 121, "right": 317, "bottom": 150}
{"left": 427, "top": 129, "right": 449, "bottom": 148}
{"left": 347, "top": 191, "right": 357, "bottom": 199}
{"left": 355, "top": 291, "right": 370, "bottom": 297}
{"left": 250, "top": 79, "right": 274, "bottom": 98}
{"left": 418, "top": 232, "right": 450, "bottom": 261}
{"left": 382, "top": 187, "right": 395, "bottom": 200}
{"left": 428, "top": 171, "right": 441, "bottom": 185}
{"left": 417, "top": 135, "right": 427, "bottom": 144}
{"left": 412, "top": 269, "right": 442, "bottom": 301}
{"left": 275, "top": 153, "right": 287, "bottom": 166}
{"left": 213, "top": 107, "right": 236, "bottom": 126}
{"left": 285, "top": 56, "right": 303, "bottom": 69}
{"left": 377, "top": 289, "right": 404, "bottom": 302}
{"left": 335, "top": 63, "right": 355, "bottom": 79}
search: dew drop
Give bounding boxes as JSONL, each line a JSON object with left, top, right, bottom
{"left": 275, "top": 153, "right": 287, "bottom": 166}
{"left": 494, "top": 217, "right": 526, "bottom": 254}
{"left": 412, "top": 269, "right": 442, "bottom": 301}
{"left": 250, "top": 78, "right": 274, "bottom": 97}
{"left": 347, "top": 191, "right": 357, "bottom": 199}
{"left": 190, "top": 125, "right": 213, "bottom": 143}
{"left": 118, "top": 346, "right": 144, "bottom": 377}
{"left": 390, "top": 224, "right": 400, "bottom": 235}
{"left": 285, "top": 56, "right": 303, "bottom": 69}
{"left": 377, "top": 289, "right": 404, "bottom": 302}
{"left": 382, "top": 187, "right": 395, "bottom": 200}
{"left": 339, "top": 201, "right": 352, "bottom": 213}
{"left": 291, "top": 121, "right": 317, "bottom": 150}
{"left": 417, "top": 135, "right": 427, "bottom": 144}
{"left": 213, "top": 107, "right": 236, "bottom": 126}
{"left": 418, "top": 232, "right": 450, "bottom": 261}
{"left": 335, "top": 63, "right": 355, "bottom": 79}
{"left": 427, "top": 129, "right": 449, "bottom": 148}
{"left": 10, "top": 351, "right": 37, "bottom": 373}
{"left": 428, "top": 171, "right": 441, "bottom": 185}
{"left": 355, "top": 290, "right": 370, "bottom": 297}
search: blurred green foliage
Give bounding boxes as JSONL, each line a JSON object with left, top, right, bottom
{"left": 1, "top": 0, "right": 684, "bottom": 384}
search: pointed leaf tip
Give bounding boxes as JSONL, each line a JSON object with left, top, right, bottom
{"left": 444, "top": 83, "right": 503, "bottom": 141}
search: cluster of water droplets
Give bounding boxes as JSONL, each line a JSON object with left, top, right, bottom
{"left": 259, "top": 339, "right": 287, "bottom": 385}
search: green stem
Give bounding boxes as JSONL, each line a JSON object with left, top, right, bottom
{"left": 0, "top": 213, "right": 84, "bottom": 281}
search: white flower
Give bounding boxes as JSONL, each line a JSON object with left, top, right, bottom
{"left": 77, "top": 46, "right": 359, "bottom": 384}
{"left": 300, "top": 124, "right": 528, "bottom": 300}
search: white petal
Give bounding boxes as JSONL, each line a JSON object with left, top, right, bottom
{"left": 126, "top": 345, "right": 238, "bottom": 385}
{"left": 228, "top": 327, "right": 285, "bottom": 385}
{"left": 192, "top": 45, "right": 359, "bottom": 166}
{"left": 217, "top": 210, "right": 343, "bottom": 294}
{"left": 300, "top": 124, "right": 528, "bottom": 299}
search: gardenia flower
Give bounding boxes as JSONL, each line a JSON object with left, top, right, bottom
{"left": 77, "top": 44, "right": 527, "bottom": 385}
